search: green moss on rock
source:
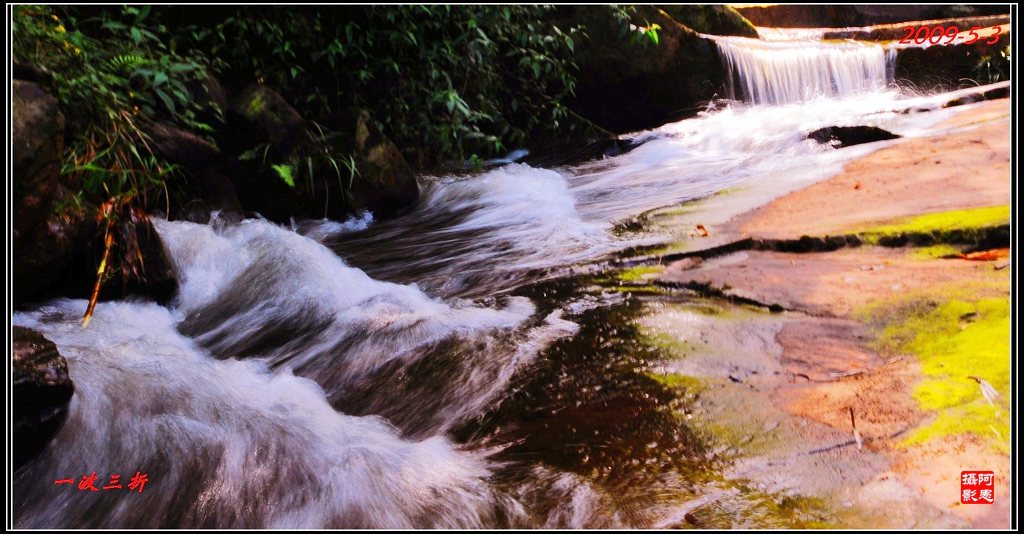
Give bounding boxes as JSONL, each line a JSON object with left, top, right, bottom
{"left": 658, "top": 5, "right": 759, "bottom": 37}
{"left": 866, "top": 296, "right": 1010, "bottom": 451}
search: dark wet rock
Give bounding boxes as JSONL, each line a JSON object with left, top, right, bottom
{"left": 13, "top": 80, "right": 65, "bottom": 244}
{"left": 12, "top": 80, "right": 81, "bottom": 304}
{"left": 13, "top": 59, "right": 55, "bottom": 86}
{"left": 735, "top": 4, "right": 1008, "bottom": 28}
{"left": 16, "top": 211, "right": 177, "bottom": 307}
{"left": 14, "top": 327, "right": 74, "bottom": 469}
{"left": 13, "top": 205, "right": 90, "bottom": 306}
{"left": 131, "top": 217, "right": 180, "bottom": 301}
{"left": 175, "top": 167, "right": 244, "bottom": 222}
{"left": 335, "top": 109, "right": 420, "bottom": 219}
{"left": 522, "top": 136, "right": 645, "bottom": 168}
{"left": 823, "top": 15, "right": 1010, "bottom": 41}
{"left": 227, "top": 85, "right": 306, "bottom": 154}
{"left": 941, "top": 83, "right": 1011, "bottom": 109}
{"left": 559, "top": 5, "right": 727, "bottom": 133}
{"left": 875, "top": 224, "right": 1010, "bottom": 250}
{"left": 143, "top": 122, "right": 219, "bottom": 168}
{"left": 894, "top": 30, "right": 1010, "bottom": 90}
{"left": 197, "top": 73, "right": 228, "bottom": 115}
{"left": 807, "top": 126, "right": 900, "bottom": 148}
{"left": 233, "top": 108, "right": 419, "bottom": 222}
{"left": 658, "top": 5, "right": 758, "bottom": 37}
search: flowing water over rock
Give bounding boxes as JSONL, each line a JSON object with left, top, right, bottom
{"left": 13, "top": 34, "right": 995, "bottom": 528}
{"left": 714, "top": 35, "right": 895, "bottom": 105}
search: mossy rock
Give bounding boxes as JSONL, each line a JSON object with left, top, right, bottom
{"left": 236, "top": 108, "right": 420, "bottom": 222}
{"left": 346, "top": 110, "right": 420, "bottom": 218}
{"left": 658, "top": 5, "right": 758, "bottom": 37}
{"left": 559, "top": 5, "right": 728, "bottom": 133}
{"left": 227, "top": 84, "right": 306, "bottom": 154}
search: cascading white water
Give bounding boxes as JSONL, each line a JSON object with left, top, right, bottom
{"left": 714, "top": 36, "right": 895, "bottom": 105}
{"left": 13, "top": 76, "right": 985, "bottom": 527}
{"left": 13, "top": 299, "right": 521, "bottom": 528}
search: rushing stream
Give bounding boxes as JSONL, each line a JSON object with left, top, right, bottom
{"left": 13, "top": 32, "right": 1001, "bottom": 528}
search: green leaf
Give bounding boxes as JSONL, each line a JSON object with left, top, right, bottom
{"left": 154, "top": 88, "right": 175, "bottom": 113}
{"left": 271, "top": 164, "right": 295, "bottom": 187}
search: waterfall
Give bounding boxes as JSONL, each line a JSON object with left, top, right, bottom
{"left": 714, "top": 36, "right": 894, "bottom": 105}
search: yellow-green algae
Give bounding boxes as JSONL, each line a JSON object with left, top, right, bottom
{"left": 866, "top": 295, "right": 1010, "bottom": 452}
{"left": 616, "top": 265, "right": 664, "bottom": 282}
{"left": 648, "top": 371, "right": 705, "bottom": 393}
{"left": 859, "top": 205, "right": 1009, "bottom": 241}
{"left": 909, "top": 244, "right": 962, "bottom": 260}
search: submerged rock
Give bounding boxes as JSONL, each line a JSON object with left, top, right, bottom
{"left": 807, "top": 126, "right": 900, "bottom": 148}
{"left": 941, "top": 83, "right": 1011, "bottom": 109}
{"left": 13, "top": 327, "right": 74, "bottom": 469}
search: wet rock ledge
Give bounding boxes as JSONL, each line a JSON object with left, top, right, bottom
{"left": 13, "top": 327, "right": 74, "bottom": 468}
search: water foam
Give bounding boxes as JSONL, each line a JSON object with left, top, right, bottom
{"left": 156, "top": 217, "right": 535, "bottom": 391}
{"left": 13, "top": 300, "right": 518, "bottom": 528}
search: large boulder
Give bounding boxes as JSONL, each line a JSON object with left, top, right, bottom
{"left": 13, "top": 202, "right": 90, "bottom": 305}
{"left": 13, "top": 327, "right": 74, "bottom": 468}
{"left": 143, "top": 121, "right": 219, "bottom": 168}
{"left": 342, "top": 110, "right": 420, "bottom": 218}
{"left": 12, "top": 79, "right": 83, "bottom": 304}
{"left": 13, "top": 75, "right": 179, "bottom": 306}
{"left": 196, "top": 73, "right": 228, "bottom": 116}
{"left": 561, "top": 6, "right": 727, "bottom": 133}
{"left": 230, "top": 105, "right": 420, "bottom": 222}
{"left": 13, "top": 80, "right": 64, "bottom": 244}
{"left": 174, "top": 167, "right": 244, "bottom": 222}
{"left": 14, "top": 200, "right": 177, "bottom": 306}
{"left": 227, "top": 84, "right": 306, "bottom": 154}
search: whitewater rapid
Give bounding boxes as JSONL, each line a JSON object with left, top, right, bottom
{"left": 13, "top": 40, "right": 996, "bottom": 525}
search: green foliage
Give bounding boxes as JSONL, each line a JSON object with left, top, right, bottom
{"left": 630, "top": 21, "right": 662, "bottom": 46}
{"left": 14, "top": 6, "right": 211, "bottom": 142}
{"left": 973, "top": 44, "right": 1011, "bottom": 84}
{"left": 244, "top": 122, "right": 361, "bottom": 217}
{"left": 174, "top": 6, "right": 584, "bottom": 166}
{"left": 271, "top": 164, "right": 294, "bottom": 187}
{"left": 13, "top": 5, "right": 212, "bottom": 287}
